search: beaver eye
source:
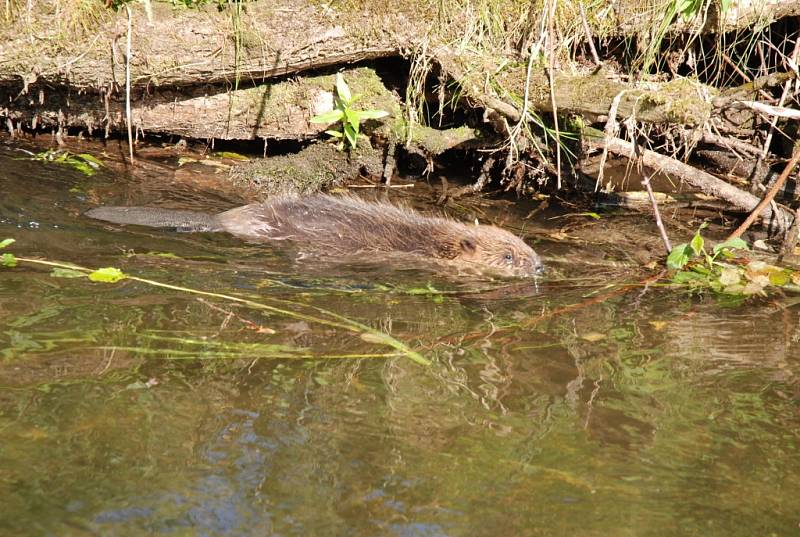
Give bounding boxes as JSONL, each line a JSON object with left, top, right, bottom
{"left": 503, "top": 252, "right": 514, "bottom": 264}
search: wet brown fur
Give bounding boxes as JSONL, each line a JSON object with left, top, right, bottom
{"left": 216, "top": 195, "right": 542, "bottom": 277}
{"left": 89, "top": 194, "right": 543, "bottom": 278}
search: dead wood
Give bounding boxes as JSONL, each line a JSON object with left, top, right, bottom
{"left": 0, "top": 67, "right": 399, "bottom": 142}
{"left": 229, "top": 141, "right": 383, "bottom": 197}
{"left": 435, "top": 49, "right": 715, "bottom": 126}
{"left": 0, "top": 2, "right": 405, "bottom": 91}
{"left": 588, "top": 136, "right": 794, "bottom": 234}
{"left": 727, "top": 148, "right": 800, "bottom": 240}
{"left": 611, "top": 0, "right": 800, "bottom": 36}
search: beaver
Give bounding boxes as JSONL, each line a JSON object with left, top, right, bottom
{"left": 86, "top": 194, "right": 543, "bottom": 278}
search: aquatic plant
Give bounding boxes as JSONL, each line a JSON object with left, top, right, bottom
{"left": 27, "top": 149, "right": 103, "bottom": 176}
{"left": 665, "top": 224, "right": 800, "bottom": 295}
{"left": 0, "top": 238, "right": 429, "bottom": 365}
{"left": 667, "top": 223, "right": 747, "bottom": 271}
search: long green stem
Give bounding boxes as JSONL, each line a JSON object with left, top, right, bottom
{"left": 14, "top": 256, "right": 430, "bottom": 366}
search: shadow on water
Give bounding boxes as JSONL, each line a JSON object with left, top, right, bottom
{"left": 1, "top": 139, "right": 799, "bottom": 536}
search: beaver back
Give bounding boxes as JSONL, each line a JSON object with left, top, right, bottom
{"left": 215, "top": 195, "right": 542, "bottom": 277}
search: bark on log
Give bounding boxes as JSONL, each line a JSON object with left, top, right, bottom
{"left": 0, "top": 0, "right": 791, "bottom": 161}
{"left": 0, "top": 68, "right": 399, "bottom": 141}
{"left": 610, "top": 0, "right": 800, "bottom": 36}
{"left": 0, "top": 2, "right": 405, "bottom": 91}
{"left": 435, "top": 49, "right": 715, "bottom": 127}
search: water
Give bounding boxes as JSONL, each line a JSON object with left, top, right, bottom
{"left": 1, "top": 139, "right": 798, "bottom": 536}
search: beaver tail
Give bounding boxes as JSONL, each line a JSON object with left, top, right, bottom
{"left": 86, "top": 206, "right": 222, "bottom": 232}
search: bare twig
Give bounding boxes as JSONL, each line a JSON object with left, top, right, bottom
{"left": 124, "top": 4, "right": 134, "bottom": 164}
{"left": 578, "top": 4, "right": 600, "bottom": 66}
{"left": 720, "top": 52, "right": 774, "bottom": 101}
{"left": 382, "top": 140, "right": 397, "bottom": 185}
{"left": 726, "top": 148, "right": 800, "bottom": 241}
{"left": 440, "top": 157, "right": 495, "bottom": 201}
{"left": 760, "top": 36, "right": 800, "bottom": 160}
{"left": 642, "top": 173, "right": 672, "bottom": 253}
{"left": 699, "top": 132, "right": 761, "bottom": 156}
{"left": 346, "top": 183, "right": 415, "bottom": 189}
{"left": 546, "top": 0, "right": 562, "bottom": 188}
{"left": 595, "top": 90, "right": 626, "bottom": 190}
{"left": 735, "top": 100, "right": 800, "bottom": 120}
{"left": 780, "top": 207, "right": 800, "bottom": 256}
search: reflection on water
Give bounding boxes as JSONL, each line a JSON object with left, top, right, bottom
{"left": 1, "top": 138, "right": 799, "bottom": 536}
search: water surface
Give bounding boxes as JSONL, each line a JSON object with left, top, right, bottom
{"left": 1, "top": 139, "right": 798, "bottom": 536}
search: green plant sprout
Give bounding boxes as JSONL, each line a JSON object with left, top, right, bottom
{"left": 310, "top": 73, "right": 389, "bottom": 150}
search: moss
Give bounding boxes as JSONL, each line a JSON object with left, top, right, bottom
{"left": 229, "top": 142, "right": 384, "bottom": 197}
{"left": 638, "top": 78, "right": 714, "bottom": 126}
{"left": 410, "top": 124, "right": 479, "bottom": 154}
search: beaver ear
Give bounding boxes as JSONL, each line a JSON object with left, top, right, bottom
{"left": 459, "top": 237, "right": 477, "bottom": 253}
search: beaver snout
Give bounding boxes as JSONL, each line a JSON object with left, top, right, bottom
{"left": 518, "top": 252, "right": 545, "bottom": 278}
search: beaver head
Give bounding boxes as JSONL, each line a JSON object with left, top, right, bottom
{"left": 444, "top": 225, "right": 543, "bottom": 278}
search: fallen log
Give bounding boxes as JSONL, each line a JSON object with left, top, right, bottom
{"left": 587, "top": 135, "right": 794, "bottom": 234}
{"left": 0, "top": 1, "right": 403, "bottom": 91}
{"left": 0, "top": 67, "right": 399, "bottom": 141}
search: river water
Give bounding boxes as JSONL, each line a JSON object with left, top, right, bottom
{"left": 1, "top": 138, "right": 798, "bottom": 536}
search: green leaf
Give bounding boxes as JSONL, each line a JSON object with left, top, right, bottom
{"left": 324, "top": 130, "right": 343, "bottom": 138}
{"left": 673, "top": 270, "right": 706, "bottom": 283}
{"left": 344, "top": 107, "right": 361, "bottom": 132}
{"left": 575, "top": 212, "right": 601, "bottom": 219}
{"left": 675, "top": 0, "right": 692, "bottom": 14}
{"left": 51, "top": 267, "right": 87, "bottom": 279}
{"left": 310, "top": 109, "right": 344, "bottom": 124}
{"left": 211, "top": 151, "right": 249, "bottom": 161}
{"left": 690, "top": 231, "right": 704, "bottom": 256}
{"left": 335, "top": 73, "right": 352, "bottom": 103}
{"left": 143, "top": 251, "right": 181, "bottom": 259}
{"left": 667, "top": 243, "right": 691, "bottom": 270}
{"left": 769, "top": 270, "right": 791, "bottom": 286}
{"left": 88, "top": 267, "right": 127, "bottom": 283}
{"left": 76, "top": 153, "right": 103, "bottom": 167}
{"left": 343, "top": 124, "right": 358, "bottom": 149}
{"left": 69, "top": 160, "right": 96, "bottom": 176}
{"left": 712, "top": 237, "right": 748, "bottom": 254}
{"left": 355, "top": 109, "right": 390, "bottom": 120}
{"left": 0, "top": 238, "right": 15, "bottom": 249}
{"left": 1, "top": 253, "right": 17, "bottom": 267}
{"left": 359, "top": 331, "right": 429, "bottom": 366}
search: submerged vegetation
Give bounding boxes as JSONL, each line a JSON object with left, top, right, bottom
{"left": 0, "top": 238, "right": 429, "bottom": 365}
{"left": 24, "top": 149, "right": 104, "bottom": 176}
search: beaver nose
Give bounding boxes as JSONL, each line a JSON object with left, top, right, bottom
{"left": 533, "top": 263, "right": 545, "bottom": 276}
